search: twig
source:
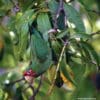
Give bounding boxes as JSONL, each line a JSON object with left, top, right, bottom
{"left": 91, "top": 30, "right": 100, "bottom": 36}
{"left": 47, "top": 41, "right": 68, "bottom": 94}
{"left": 10, "top": 0, "right": 20, "bottom": 13}
{"left": 30, "top": 75, "right": 43, "bottom": 100}
{"left": 86, "top": 30, "right": 100, "bottom": 41}
{"left": 9, "top": 77, "right": 25, "bottom": 85}
{"left": 86, "top": 9, "right": 100, "bottom": 15}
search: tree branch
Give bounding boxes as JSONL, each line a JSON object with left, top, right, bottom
{"left": 91, "top": 30, "right": 100, "bottom": 36}
{"left": 30, "top": 75, "right": 43, "bottom": 100}
{"left": 9, "top": 77, "right": 25, "bottom": 85}
{"left": 47, "top": 40, "right": 68, "bottom": 94}
{"left": 86, "top": 30, "right": 100, "bottom": 41}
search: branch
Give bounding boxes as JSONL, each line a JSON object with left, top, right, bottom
{"left": 86, "top": 9, "right": 100, "bottom": 15}
{"left": 47, "top": 41, "right": 68, "bottom": 94}
{"left": 91, "top": 30, "right": 100, "bottom": 36}
{"left": 10, "top": 0, "right": 20, "bottom": 13}
{"left": 30, "top": 75, "right": 43, "bottom": 100}
{"left": 86, "top": 30, "right": 100, "bottom": 41}
{"left": 9, "top": 77, "right": 25, "bottom": 85}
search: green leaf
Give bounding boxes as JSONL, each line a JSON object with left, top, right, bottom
{"left": 70, "top": 33, "right": 91, "bottom": 40}
{"left": 80, "top": 41, "right": 100, "bottom": 66}
{"left": 72, "top": 77, "right": 96, "bottom": 99}
{"left": 13, "top": 9, "right": 36, "bottom": 60}
{"left": 56, "top": 29, "right": 69, "bottom": 39}
{"left": 51, "top": 40, "right": 62, "bottom": 55}
{"left": 15, "top": 9, "right": 35, "bottom": 30}
{"left": 48, "top": 0, "right": 58, "bottom": 14}
{"left": 57, "top": 11, "right": 66, "bottom": 30}
{"left": 64, "top": 3, "right": 85, "bottom": 33}
{"left": 60, "top": 59, "right": 76, "bottom": 86}
{"left": 14, "top": 87, "right": 23, "bottom": 100}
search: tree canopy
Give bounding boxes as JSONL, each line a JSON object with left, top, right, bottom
{"left": 0, "top": 0, "right": 100, "bottom": 100}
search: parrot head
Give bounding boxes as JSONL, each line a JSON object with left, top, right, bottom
{"left": 23, "top": 69, "right": 37, "bottom": 83}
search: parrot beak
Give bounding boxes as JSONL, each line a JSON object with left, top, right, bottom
{"left": 23, "top": 69, "right": 37, "bottom": 83}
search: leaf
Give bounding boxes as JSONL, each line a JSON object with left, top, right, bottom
{"left": 13, "top": 9, "right": 36, "bottom": 60}
{"left": 60, "top": 59, "right": 76, "bottom": 86}
{"left": 70, "top": 33, "right": 91, "bottom": 40}
{"left": 64, "top": 3, "right": 85, "bottom": 33}
{"left": 56, "top": 29, "right": 69, "bottom": 39}
{"left": 51, "top": 40, "right": 62, "bottom": 55}
{"left": 0, "top": 34, "right": 16, "bottom": 67}
{"left": 80, "top": 41, "right": 100, "bottom": 66}
{"left": 14, "top": 87, "right": 23, "bottom": 100}
{"left": 57, "top": 11, "right": 66, "bottom": 30}
{"left": 72, "top": 77, "right": 96, "bottom": 99}
{"left": 15, "top": 9, "right": 35, "bottom": 30}
{"left": 48, "top": 0, "right": 58, "bottom": 14}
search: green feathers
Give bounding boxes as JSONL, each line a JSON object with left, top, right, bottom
{"left": 29, "top": 26, "right": 52, "bottom": 76}
{"left": 30, "top": 27, "right": 50, "bottom": 62}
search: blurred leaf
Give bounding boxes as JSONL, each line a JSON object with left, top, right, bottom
{"left": 48, "top": 0, "right": 58, "bottom": 14}
{"left": 0, "top": 0, "right": 13, "bottom": 12}
{"left": 51, "top": 40, "right": 62, "bottom": 55}
{"left": 56, "top": 29, "right": 69, "bottom": 39}
{"left": 70, "top": 33, "right": 91, "bottom": 40}
{"left": 14, "top": 87, "right": 23, "bottom": 100}
{"left": 64, "top": 3, "right": 85, "bottom": 33}
{"left": 61, "top": 59, "right": 76, "bottom": 86}
{"left": 57, "top": 11, "right": 66, "bottom": 30}
{"left": 80, "top": 41, "right": 100, "bottom": 66}
{"left": 12, "top": 9, "right": 36, "bottom": 60}
{"left": 15, "top": 9, "right": 35, "bottom": 30}
{"left": 72, "top": 77, "right": 96, "bottom": 99}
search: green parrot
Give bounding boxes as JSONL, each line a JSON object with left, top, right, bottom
{"left": 23, "top": 25, "right": 52, "bottom": 80}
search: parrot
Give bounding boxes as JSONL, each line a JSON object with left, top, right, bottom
{"left": 23, "top": 25, "right": 52, "bottom": 83}
{"left": 23, "top": 25, "right": 75, "bottom": 92}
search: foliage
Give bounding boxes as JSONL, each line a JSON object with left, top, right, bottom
{"left": 0, "top": 0, "right": 100, "bottom": 100}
